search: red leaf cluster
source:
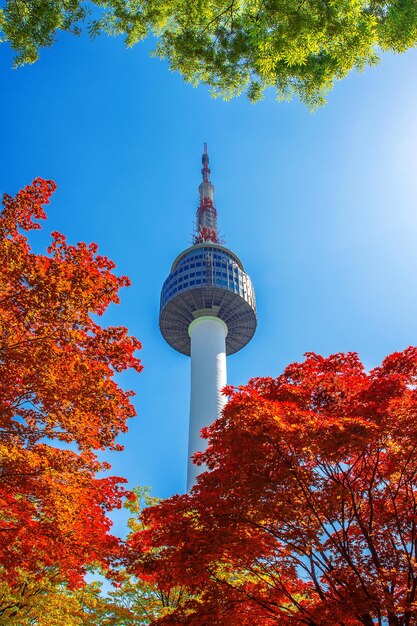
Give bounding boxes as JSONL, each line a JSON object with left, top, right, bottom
{"left": 0, "top": 179, "right": 142, "bottom": 587}
{"left": 129, "top": 350, "right": 417, "bottom": 625}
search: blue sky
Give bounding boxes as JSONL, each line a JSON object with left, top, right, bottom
{"left": 1, "top": 32, "right": 417, "bottom": 531}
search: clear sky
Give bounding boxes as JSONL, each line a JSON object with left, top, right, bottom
{"left": 1, "top": 31, "right": 417, "bottom": 533}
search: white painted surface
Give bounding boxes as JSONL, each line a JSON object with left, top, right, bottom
{"left": 187, "top": 316, "right": 227, "bottom": 491}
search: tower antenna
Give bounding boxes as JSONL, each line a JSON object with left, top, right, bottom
{"left": 195, "top": 143, "right": 218, "bottom": 244}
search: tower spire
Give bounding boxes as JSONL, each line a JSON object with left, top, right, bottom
{"left": 201, "top": 142, "right": 210, "bottom": 182}
{"left": 194, "top": 143, "right": 219, "bottom": 244}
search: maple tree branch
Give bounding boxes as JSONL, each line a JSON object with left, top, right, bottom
{"left": 277, "top": 446, "right": 374, "bottom": 601}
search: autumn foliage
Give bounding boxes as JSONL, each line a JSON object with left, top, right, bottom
{"left": 6, "top": 181, "right": 417, "bottom": 626}
{"left": 129, "top": 349, "right": 417, "bottom": 625}
{"left": 0, "top": 179, "right": 142, "bottom": 610}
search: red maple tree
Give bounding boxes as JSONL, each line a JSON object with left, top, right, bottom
{"left": 129, "top": 350, "right": 417, "bottom": 625}
{"left": 0, "top": 179, "right": 142, "bottom": 590}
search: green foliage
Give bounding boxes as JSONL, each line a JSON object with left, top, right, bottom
{"left": 1, "top": 0, "right": 417, "bottom": 105}
{"left": 105, "top": 572, "right": 190, "bottom": 625}
{"left": 124, "top": 485, "right": 161, "bottom": 534}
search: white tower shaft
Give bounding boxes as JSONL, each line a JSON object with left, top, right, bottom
{"left": 187, "top": 316, "right": 227, "bottom": 490}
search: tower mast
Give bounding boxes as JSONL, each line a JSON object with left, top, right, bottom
{"left": 195, "top": 143, "right": 218, "bottom": 244}
{"left": 159, "top": 145, "right": 257, "bottom": 490}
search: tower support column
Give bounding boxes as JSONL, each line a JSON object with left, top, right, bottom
{"left": 187, "top": 316, "right": 228, "bottom": 490}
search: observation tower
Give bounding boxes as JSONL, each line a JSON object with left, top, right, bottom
{"left": 159, "top": 145, "right": 257, "bottom": 490}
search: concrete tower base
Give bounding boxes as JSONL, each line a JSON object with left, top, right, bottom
{"left": 187, "top": 316, "right": 228, "bottom": 491}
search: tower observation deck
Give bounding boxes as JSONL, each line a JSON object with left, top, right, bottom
{"left": 159, "top": 145, "right": 257, "bottom": 490}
